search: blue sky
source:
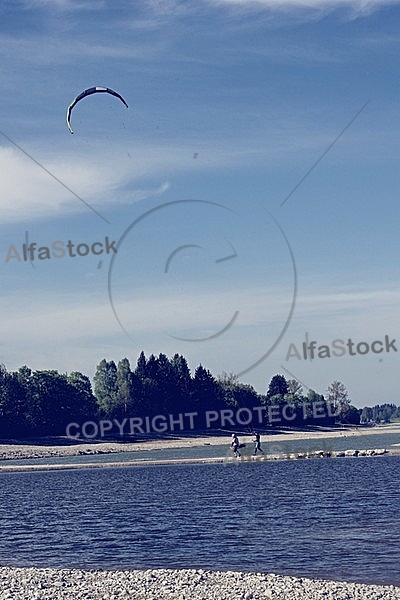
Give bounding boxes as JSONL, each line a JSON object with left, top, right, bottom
{"left": 1, "top": 0, "right": 400, "bottom": 405}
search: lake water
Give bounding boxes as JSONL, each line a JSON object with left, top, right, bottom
{"left": 1, "top": 456, "right": 399, "bottom": 586}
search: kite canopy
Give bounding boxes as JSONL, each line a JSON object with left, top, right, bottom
{"left": 66, "top": 86, "right": 128, "bottom": 134}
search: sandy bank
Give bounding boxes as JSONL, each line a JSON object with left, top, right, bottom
{"left": 0, "top": 448, "right": 396, "bottom": 473}
{"left": 0, "top": 425, "right": 398, "bottom": 462}
{"left": 0, "top": 567, "right": 399, "bottom": 600}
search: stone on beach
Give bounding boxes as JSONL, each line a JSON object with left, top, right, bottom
{"left": 0, "top": 567, "right": 399, "bottom": 600}
{"left": 344, "top": 450, "right": 359, "bottom": 457}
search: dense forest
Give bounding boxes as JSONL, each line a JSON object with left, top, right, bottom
{"left": 0, "top": 352, "right": 395, "bottom": 437}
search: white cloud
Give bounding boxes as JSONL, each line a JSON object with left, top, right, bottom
{"left": 0, "top": 284, "right": 292, "bottom": 370}
{"left": 208, "top": 0, "right": 396, "bottom": 8}
{"left": 0, "top": 102, "right": 383, "bottom": 224}
{"left": 0, "top": 282, "right": 399, "bottom": 396}
{"left": 0, "top": 126, "right": 297, "bottom": 223}
{"left": 0, "top": 143, "right": 174, "bottom": 223}
{"left": 26, "top": 0, "right": 399, "bottom": 14}
{"left": 1, "top": 282, "right": 397, "bottom": 349}
{"left": 207, "top": 0, "right": 400, "bottom": 17}
{"left": 0, "top": 136, "right": 262, "bottom": 224}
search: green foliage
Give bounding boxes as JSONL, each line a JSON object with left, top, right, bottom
{"left": 287, "top": 379, "right": 303, "bottom": 397}
{"left": 327, "top": 380, "right": 350, "bottom": 422}
{"left": 93, "top": 359, "right": 118, "bottom": 416}
{"left": 218, "top": 372, "right": 260, "bottom": 422}
{"left": 0, "top": 354, "right": 383, "bottom": 438}
{"left": 266, "top": 374, "right": 289, "bottom": 400}
{"left": 115, "top": 358, "right": 132, "bottom": 416}
{"left": 341, "top": 404, "right": 361, "bottom": 425}
{"left": 0, "top": 364, "right": 97, "bottom": 436}
{"left": 135, "top": 351, "right": 147, "bottom": 380}
{"left": 360, "top": 403, "right": 400, "bottom": 424}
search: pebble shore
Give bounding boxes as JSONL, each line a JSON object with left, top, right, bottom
{"left": 0, "top": 567, "right": 399, "bottom": 600}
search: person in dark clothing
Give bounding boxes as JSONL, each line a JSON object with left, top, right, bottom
{"left": 253, "top": 431, "right": 264, "bottom": 455}
{"left": 231, "top": 433, "right": 241, "bottom": 458}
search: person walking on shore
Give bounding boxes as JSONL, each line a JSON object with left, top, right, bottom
{"left": 253, "top": 431, "right": 264, "bottom": 455}
{"left": 231, "top": 433, "right": 241, "bottom": 458}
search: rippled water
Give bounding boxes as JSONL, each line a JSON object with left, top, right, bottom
{"left": 1, "top": 456, "right": 400, "bottom": 586}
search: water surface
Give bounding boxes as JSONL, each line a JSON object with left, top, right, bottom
{"left": 0, "top": 456, "right": 399, "bottom": 586}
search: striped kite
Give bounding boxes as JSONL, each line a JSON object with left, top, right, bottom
{"left": 66, "top": 86, "right": 128, "bottom": 134}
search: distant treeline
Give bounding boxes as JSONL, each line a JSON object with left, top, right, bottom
{"left": 0, "top": 352, "right": 390, "bottom": 437}
{"left": 360, "top": 404, "right": 400, "bottom": 424}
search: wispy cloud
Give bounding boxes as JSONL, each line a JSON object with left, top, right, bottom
{"left": 0, "top": 282, "right": 290, "bottom": 368}
{"left": 1, "top": 131, "right": 283, "bottom": 223}
{"left": 25, "top": 0, "right": 400, "bottom": 14}
{"left": 1, "top": 282, "right": 399, "bottom": 381}
{"left": 20, "top": 0, "right": 105, "bottom": 11}
{"left": 0, "top": 144, "right": 172, "bottom": 223}
{"left": 0, "top": 102, "right": 387, "bottom": 224}
{"left": 0, "top": 34, "right": 163, "bottom": 67}
{"left": 206, "top": 0, "right": 400, "bottom": 18}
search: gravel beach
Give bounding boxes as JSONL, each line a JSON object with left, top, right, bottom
{"left": 0, "top": 567, "right": 399, "bottom": 600}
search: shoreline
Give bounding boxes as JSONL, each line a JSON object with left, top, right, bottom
{"left": 0, "top": 566, "right": 399, "bottom": 599}
{"left": 0, "top": 448, "right": 396, "bottom": 473}
{"left": 0, "top": 424, "right": 398, "bottom": 463}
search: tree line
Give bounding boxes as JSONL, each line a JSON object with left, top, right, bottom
{"left": 360, "top": 404, "right": 400, "bottom": 424}
{"left": 0, "top": 351, "right": 392, "bottom": 437}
